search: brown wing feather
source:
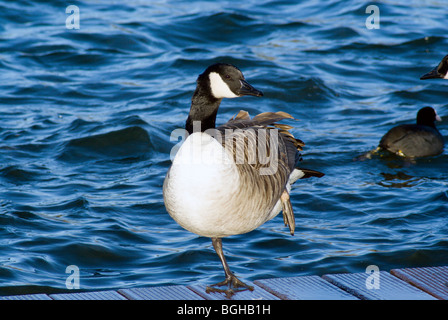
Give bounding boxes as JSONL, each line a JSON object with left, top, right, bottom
{"left": 220, "top": 111, "right": 304, "bottom": 170}
{"left": 215, "top": 110, "right": 323, "bottom": 235}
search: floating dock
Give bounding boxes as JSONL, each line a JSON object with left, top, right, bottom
{"left": 1, "top": 265, "right": 447, "bottom": 300}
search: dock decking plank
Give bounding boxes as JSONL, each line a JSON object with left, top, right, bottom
{"left": 323, "top": 271, "right": 436, "bottom": 300}
{"left": 49, "top": 290, "right": 127, "bottom": 300}
{"left": 0, "top": 293, "right": 52, "bottom": 300}
{"left": 254, "top": 275, "right": 358, "bottom": 300}
{"left": 1, "top": 266, "right": 446, "bottom": 300}
{"left": 391, "top": 266, "right": 448, "bottom": 300}
{"left": 118, "top": 285, "right": 204, "bottom": 300}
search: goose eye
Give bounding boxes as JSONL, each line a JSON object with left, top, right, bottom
{"left": 224, "top": 75, "right": 231, "bottom": 79}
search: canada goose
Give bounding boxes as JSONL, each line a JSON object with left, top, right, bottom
{"left": 420, "top": 55, "right": 448, "bottom": 80}
{"left": 378, "top": 107, "right": 444, "bottom": 158}
{"left": 163, "top": 63, "right": 324, "bottom": 297}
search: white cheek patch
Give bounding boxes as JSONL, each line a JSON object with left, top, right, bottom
{"left": 443, "top": 73, "right": 448, "bottom": 79}
{"left": 209, "top": 72, "right": 239, "bottom": 99}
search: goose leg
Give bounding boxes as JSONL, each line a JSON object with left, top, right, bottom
{"left": 206, "top": 237, "right": 253, "bottom": 297}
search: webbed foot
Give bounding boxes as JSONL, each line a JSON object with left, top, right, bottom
{"left": 206, "top": 274, "right": 254, "bottom": 298}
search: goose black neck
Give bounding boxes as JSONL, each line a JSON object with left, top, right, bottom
{"left": 185, "top": 86, "right": 222, "bottom": 134}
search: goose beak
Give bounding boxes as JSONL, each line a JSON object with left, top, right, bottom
{"left": 238, "top": 80, "right": 263, "bottom": 97}
{"left": 420, "top": 67, "right": 441, "bottom": 80}
{"left": 436, "top": 114, "right": 442, "bottom": 122}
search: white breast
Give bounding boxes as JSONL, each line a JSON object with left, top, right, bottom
{"left": 163, "top": 132, "right": 240, "bottom": 237}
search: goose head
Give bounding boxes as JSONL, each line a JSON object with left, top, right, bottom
{"left": 199, "top": 63, "right": 263, "bottom": 99}
{"left": 186, "top": 64, "right": 263, "bottom": 133}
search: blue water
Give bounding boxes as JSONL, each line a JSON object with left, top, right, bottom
{"left": 0, "top": 0, "right": 447, "bottom": 296}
